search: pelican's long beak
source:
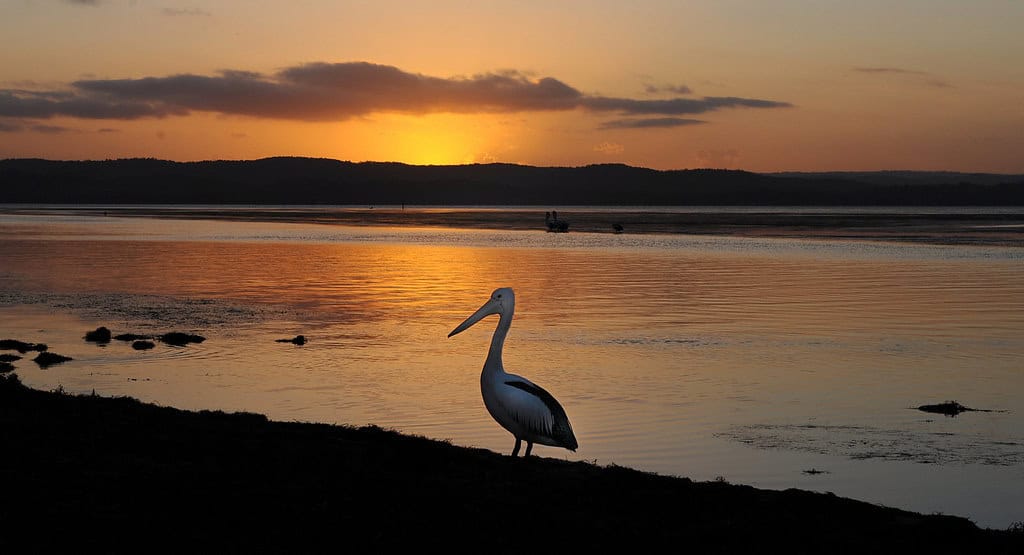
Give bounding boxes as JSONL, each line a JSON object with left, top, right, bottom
{"left": 448, "top": 298, "right": 499, "bottom": 338}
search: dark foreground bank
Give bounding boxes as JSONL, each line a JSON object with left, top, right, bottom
{"left": 0, "top": 375, "right": 1018, "bottom": 553}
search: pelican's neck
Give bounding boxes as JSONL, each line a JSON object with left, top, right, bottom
{"left": 484, "top": 308, "right": 513, "bottom": 375}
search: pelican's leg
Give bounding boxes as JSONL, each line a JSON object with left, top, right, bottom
{"left": 512, "top": 438, "right": 522, "bottom": 457}
{"left": 525, "top": 442, "right": 534, "bottom": 457}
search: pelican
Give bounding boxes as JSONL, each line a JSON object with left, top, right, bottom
{"left": 448, "top": 287, "right": 578, "bottom": 457}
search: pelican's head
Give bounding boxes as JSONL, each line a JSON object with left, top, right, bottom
{"left": 448, "top": 287, "right": 515, "bottom": 338}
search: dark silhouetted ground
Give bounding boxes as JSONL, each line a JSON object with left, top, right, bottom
{"left": 2, "top": 158, "right": 1023, "bottom": 206}
{"left": 0, "top": 374, "right": 1019, "bottom": 553}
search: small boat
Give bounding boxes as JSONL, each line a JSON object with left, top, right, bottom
{"left": 545, "top": 211, "right": 569, "bottom": 233}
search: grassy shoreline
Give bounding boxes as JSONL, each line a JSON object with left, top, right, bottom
{"left": 1, "top": 374, "right": 1018, "bottom": 552}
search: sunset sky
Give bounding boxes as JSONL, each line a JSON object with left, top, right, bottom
{"left": 1, "top": 1, "right": 1022, "bottom": 172}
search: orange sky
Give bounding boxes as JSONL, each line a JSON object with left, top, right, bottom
{"left": 1, "top": 1, "right": 1022, "bottom": 172}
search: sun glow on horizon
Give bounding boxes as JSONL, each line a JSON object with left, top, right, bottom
{"left": 1, "top": 2, "right": 1023, "bottom": 171}
{"left": 351, "top": 113, "right": 500, "bottom": 166}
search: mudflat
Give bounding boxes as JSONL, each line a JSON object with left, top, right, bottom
{"left": 66, "top": 206, "right": 1024, "bottom": 247}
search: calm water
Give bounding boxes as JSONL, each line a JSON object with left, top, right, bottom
{"left": 2, "top": 211, "right": 1023, "bottom": 528}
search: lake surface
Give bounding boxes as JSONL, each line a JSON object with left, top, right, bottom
{"left": 1, "top": 209, "right": 1023, "bottom": 528}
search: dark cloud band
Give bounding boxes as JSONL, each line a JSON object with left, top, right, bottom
{"left": 0, "top": 62, "right": 791, "bottom": 122}
{"left": 599, "top": 117, "right": 706, "bottom": 129}
{"left": 0, "top": 89, "right": 176, "bottom": 119}
{"left": 582, "top": 95, "right": 790, "bottom": 115}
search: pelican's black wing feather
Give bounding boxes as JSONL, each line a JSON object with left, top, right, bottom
{"left": 504, "top": 380, "right": 578, "bottom": 450}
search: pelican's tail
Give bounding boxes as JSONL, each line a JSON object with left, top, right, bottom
{"left": 562, "top": 429, "right": 578, "bottom": 452}
{"left": 549, "top": 411, "right": 577, "bottom": 451}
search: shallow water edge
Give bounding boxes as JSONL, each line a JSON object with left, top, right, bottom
{"left": 4, "top": 204, "right": 1024, "bottom": 247}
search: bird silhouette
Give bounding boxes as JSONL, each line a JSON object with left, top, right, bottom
{"left": 449, "top": 288, "right": 578, "bottom": 456}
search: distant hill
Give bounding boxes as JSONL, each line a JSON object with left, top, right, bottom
{"left": 770, "top": 171, "right": 1024, "bottom": 187}
{"left": 1, "top": 157, "right": 1022, "bottom": 205}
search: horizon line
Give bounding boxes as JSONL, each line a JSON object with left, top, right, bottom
{"left": 2, "top": 156, "right": 1022, "bottom": 176}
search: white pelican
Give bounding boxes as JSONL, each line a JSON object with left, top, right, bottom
{"left": 448, "top": 287, "right": 578, "bottom": 457}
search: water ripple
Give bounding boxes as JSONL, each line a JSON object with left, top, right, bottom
{"left": 718, "top": 423, "right": 1024, "bottom": 466}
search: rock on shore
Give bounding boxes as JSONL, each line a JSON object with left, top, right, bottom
{"left": 84, "top": 326, "right": 112, "bottom": 343}
{"left": 159, "top": 332, "right": 206, "bottom": 346}
{"left": 32, "top": 352, "right": 73, "bottom": 368}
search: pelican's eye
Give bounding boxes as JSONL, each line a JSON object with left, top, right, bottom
{"left": 497, "top": 294, "right": 502, "bottom": 298}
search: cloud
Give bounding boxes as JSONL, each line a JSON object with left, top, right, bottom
{"left": 599, "top": 117, "right": 705, "bottom": 130}
{"left": 644, "top": 83, "right": 693, "bottom": 95}
{"left": 97, "top": 127, "right": 120, "bottom": 133}
{"left": 0, "top": 120, "right": 22, "bottom": 132}
{"left": 0, "top": 89, "right": 176, "bottom": 119}
{"left": 853, "top": 67, "right": 928, "bottom": 75}
{"left": 581, "top": 95, "right": 791, "bottom": 115}
{"left": 270, "top": 64, "right": 585, "bottom": 115}
{"left": 62, "top": 0, "right": 100, "bottom": 5}
{"left": 0, "top": 62, "right": 792, "bottom": 123}
{"left": 162, "top": 7, "right": 213, "bottom": 17}
{"left": 853, "top": 66, "right": 952, "bottom": 88}
{"left": 593, "top": 141, "right": 625, "bottom": 155}
{"left": 32, "top": 124, "right": 72, "bottom": 134}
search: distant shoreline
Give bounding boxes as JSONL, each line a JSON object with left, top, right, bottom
{"left": 6, "top": 205, "right": 1024, "bottom": 247}
{"left": 2, "top": 158, "right": 1023, "bottom": 206}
